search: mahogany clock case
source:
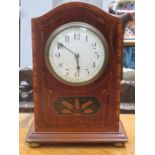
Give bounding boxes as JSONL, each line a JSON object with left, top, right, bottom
{"left": 26, "top": 2, "right": 128, "bottom": 145}
{"left": 44, "top": 22, "right": 109, "bottom": 86}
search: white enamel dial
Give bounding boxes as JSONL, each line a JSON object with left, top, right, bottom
{"left": 45, "top": 22, "right": 108, "bottom": 85}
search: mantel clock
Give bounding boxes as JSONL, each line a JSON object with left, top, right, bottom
{"left": 26, "top": 2, "right": 130, "bottom": 147}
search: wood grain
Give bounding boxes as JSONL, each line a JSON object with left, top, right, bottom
{"left": 20, "top": 114, "right": 135, "bottom": 155}
{"left": 31, "top": 1, "right": 123, "bottom": 132}
{"left": 29, "top": 2, "right": 130, "bottom": 144}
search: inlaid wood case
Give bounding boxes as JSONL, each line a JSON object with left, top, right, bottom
{"left": 26, "top": 2, "right": 130, "bottom": 146}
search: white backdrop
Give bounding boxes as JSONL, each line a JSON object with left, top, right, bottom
{"left": 20, "top": 0, "right": 109, "bottom": 67}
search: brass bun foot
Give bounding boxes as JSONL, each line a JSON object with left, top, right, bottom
{"left": 114, "top": 142, "right": 125, "bottom": 147}
{"left": 28, "top": 142, "right": 40, "bottom": 148}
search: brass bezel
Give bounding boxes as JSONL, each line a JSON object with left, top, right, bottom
{"left": 45, "top": 22, "right": 109, "bottom": 86}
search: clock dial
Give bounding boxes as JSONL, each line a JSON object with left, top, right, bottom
{"left": 45, "top": 22, "right": 108, "bottom": 85}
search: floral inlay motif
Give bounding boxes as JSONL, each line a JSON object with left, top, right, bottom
{"left": 54, "top": 97, "right": 100, "bottom": 115}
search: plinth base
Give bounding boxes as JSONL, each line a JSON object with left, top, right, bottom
{"left": 26, "top": 120, "right": 128, "bottom": 147}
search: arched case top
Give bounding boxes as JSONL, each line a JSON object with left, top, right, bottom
{"left": 30, "top": 2, "right": 129, "bottom": 143}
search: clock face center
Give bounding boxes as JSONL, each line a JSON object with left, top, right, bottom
{"left": 45, "top": 22, "right": 108, "bottom": 86}
{"left": 59, "top": 41, "right": 94, "bottom": 70}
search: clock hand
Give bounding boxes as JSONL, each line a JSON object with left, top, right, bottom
{"left": 57, "top": 41, "right": 80, "bottom": 74}
{"left": 57, "top": 41, "right": 76, "bottom": 56}
{"left": 75, "top": 53, "right": 80, "bottom": 76}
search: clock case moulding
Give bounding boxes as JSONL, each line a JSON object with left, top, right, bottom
{"left": 26, "top": 2, "right": 131, "bottom": 147}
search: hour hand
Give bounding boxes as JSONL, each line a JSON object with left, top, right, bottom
{"left": 75, "top": 53, "right": 80, "bottom": 75}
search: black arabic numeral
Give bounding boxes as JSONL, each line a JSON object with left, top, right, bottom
{"left": 57, "top": 42, "right": 63, "bottom": 49}
{"left": 65, "top": 35, "right": 69, "bottom": 43}
{"left": 55, "top": 52, "right": 60, "bottom": 58}
{"left": 58, "top": 63, "right": 63, "bottom": 68}
{"left": 91, "top": 42, "right": 97, "bottom": 49}
{"left": 94, "top": 52, "right": 99, "bottom": 58}
{"left": 75, "top": 71, "right": 79, "bottom": 77}
{"left": 86, "top": 35, "right": 88, "bottom": 42}
{"left": 85, "top": 69, "right": 89, "bottom": 75}
{"left": 74, "top": 33, "right": 80, "bottom": 40}
{"left": 65, "top": 69, "right": 69, "bottom": 76}
{"left": 92, "top": 61, "right": 96, "bottom": 68}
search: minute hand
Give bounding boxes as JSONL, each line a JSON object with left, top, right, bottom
{"left": 57, "top": 42, "right": 76, "bottom": 55}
